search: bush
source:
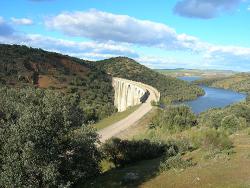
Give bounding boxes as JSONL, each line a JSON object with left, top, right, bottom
{"left": 102, "top": 138, "right": 166, "bottom": 167}
{"left": 220, "top": 115, "right": 241, "bottom": 133}
{"left": 226, "top": 103, "right": 250, "bottom": 122}
{"left": 198, "top": 105, "right": 249, "bottom": 134}
{"left": 191, "top": 128, "right": 233, "bottom": 151}
{"left": 198, "top": 109, "right": 227, "bottom": 129}
{"left": 151, "top": 105, "right": 197, "bottom": 132}
{"left": 166, "top": 138, "right": 194, "bottom": 154}
{"left": 159, "top": 154, "right": 194, "bottom": 172}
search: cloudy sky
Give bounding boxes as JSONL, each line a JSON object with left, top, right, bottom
{"left": 1, "top": 0, "right": 250, "bottom": 70}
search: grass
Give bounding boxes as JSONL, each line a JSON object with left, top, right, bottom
{"left": 93, "top": 105, "right": 141, "bottom": 131}
{"left": 141, "top": 132, "right": 250, "bottom": 188}
{"left": 80, "top": 130, "right": 250, "bottom": 188}
{"left": 86, "top": 103, "right": 250, "bottom": 188}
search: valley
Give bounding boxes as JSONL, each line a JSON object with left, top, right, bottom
{"left": 0, "top": 44, "right": 250, "bottom": 188}
{"left": 1, "top": 1, "right": 250, "bottom": 188}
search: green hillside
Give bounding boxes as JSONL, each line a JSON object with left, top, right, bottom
{"left": 94, "top": 57, "right": 204, "bottom": 103}
{"left": 194, "top": 73, "right": 250, "bottom": 94}
{"left": 155, "top": 68, "right": 235, "bottom": 78}
{"left": 0, "top": 44, "right": 116, "bottom": 121}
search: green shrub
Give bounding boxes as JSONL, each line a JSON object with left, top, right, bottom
{"left": 166, "top": 138, "right": 194, "bottom": 154}
{"left": 159, "top": 154, "right": 194, "bottom": 172}
{"left": 198, "top": 103, "right": 250, "bottom": 133}
{"left": 151, "top": 105, "right": 197, "bottom": 133}
{"left": 198, "top": 109, "right": 227, "bottom": 129}
{"left": 220, "top": 114, "right": 241, "bottom": 133}
{"left": 191, "top": 128, "right": 233, "bottom": 151}
{"left": 226, "top": 103, "right": 250, "bottom": 122}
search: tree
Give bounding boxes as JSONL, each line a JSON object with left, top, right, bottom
{"left": 0, "top": 87, "right": 101, "bottom": 187}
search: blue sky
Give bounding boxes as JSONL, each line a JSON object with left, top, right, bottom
{"left": 0, "top": 0, "right": 250, "bottom": 71}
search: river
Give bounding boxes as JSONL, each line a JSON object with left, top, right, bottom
{"left": 179, "top": 76, "right": 246, "bottom": 114}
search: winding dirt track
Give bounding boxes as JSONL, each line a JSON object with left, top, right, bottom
{"left": 98, "top": 79, "right": 160, "bottom": 143}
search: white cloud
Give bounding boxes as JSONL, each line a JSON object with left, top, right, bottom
{"left": 45, "top": 9, "right": 202, "bottom": 50}
{"left": 45, "top": 10, "right": 250, "bottom": 65}
{"left": 24, "top": 34, "right": 138, "bottom": 58}
{"left": 0, "top": 32, "right": 138, "bottom": 60}
{"left": 174, "top": 0, "right": 242, "bottom": 19}
{"left": 11, "top": 17, "right": 33, "bottom": 25}
{"left": 0, "top": 17, "right": 138, "bottom": 60}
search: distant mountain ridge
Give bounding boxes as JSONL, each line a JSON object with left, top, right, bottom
{"left": 194, "top": 73, "right": 250, "bottom": 94}
{"left": 155, "top": 68, "right": 237, "bottom": 72}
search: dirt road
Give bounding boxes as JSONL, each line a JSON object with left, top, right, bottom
{"left": 98, "top": 79, "right": 160, "bottom": 143}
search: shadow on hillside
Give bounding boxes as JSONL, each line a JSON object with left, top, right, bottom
{"left": 79, "top": 157, "right": 162, "bottom": 188}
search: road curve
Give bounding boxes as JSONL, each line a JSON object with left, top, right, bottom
{"left": 98, "top": 78, "right": 160, "bottom": 143}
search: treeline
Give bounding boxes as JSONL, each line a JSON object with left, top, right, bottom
{"left": 0, "top": 44, "right": 116, "bottom": 121}
{"left": 93, "top": 57, "right": 205, "bottom": 103}
{"left": 194, "top": 73, "right": 250, "bottom": 94}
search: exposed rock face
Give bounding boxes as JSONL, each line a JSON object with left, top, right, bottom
{"left": 112, "top": 77, "right": 149, "bottom": 112}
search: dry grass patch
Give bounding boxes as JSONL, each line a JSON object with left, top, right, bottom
{"left": 93, "top": 105, "right": 141, "bottom": 131}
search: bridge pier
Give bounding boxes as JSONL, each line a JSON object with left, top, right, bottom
{"left": 112, "top": 78, "right": 149, "bottom": 112}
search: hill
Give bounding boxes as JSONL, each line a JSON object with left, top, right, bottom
{"left": 0, "top": 44, "right": 116, "bottom": 121}
{"left": 94, "top": 57, "right": 204, "bottom": 102}
{"left": 155, "top": 68, "right": 235, "bottom": 78}
{"left": 194, "top": 73, "right": 250, "bottom": 94}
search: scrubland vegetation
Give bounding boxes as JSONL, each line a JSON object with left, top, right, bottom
{"left": 84, "top": 96, "right": 250, "bottom": 187}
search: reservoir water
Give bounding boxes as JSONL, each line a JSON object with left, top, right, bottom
{"left": 179, "top": 76, "right": 247, "bottom": 114}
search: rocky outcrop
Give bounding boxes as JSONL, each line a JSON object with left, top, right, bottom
{"left": 112, "top": 77, "right": 159, "bottom": 112}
